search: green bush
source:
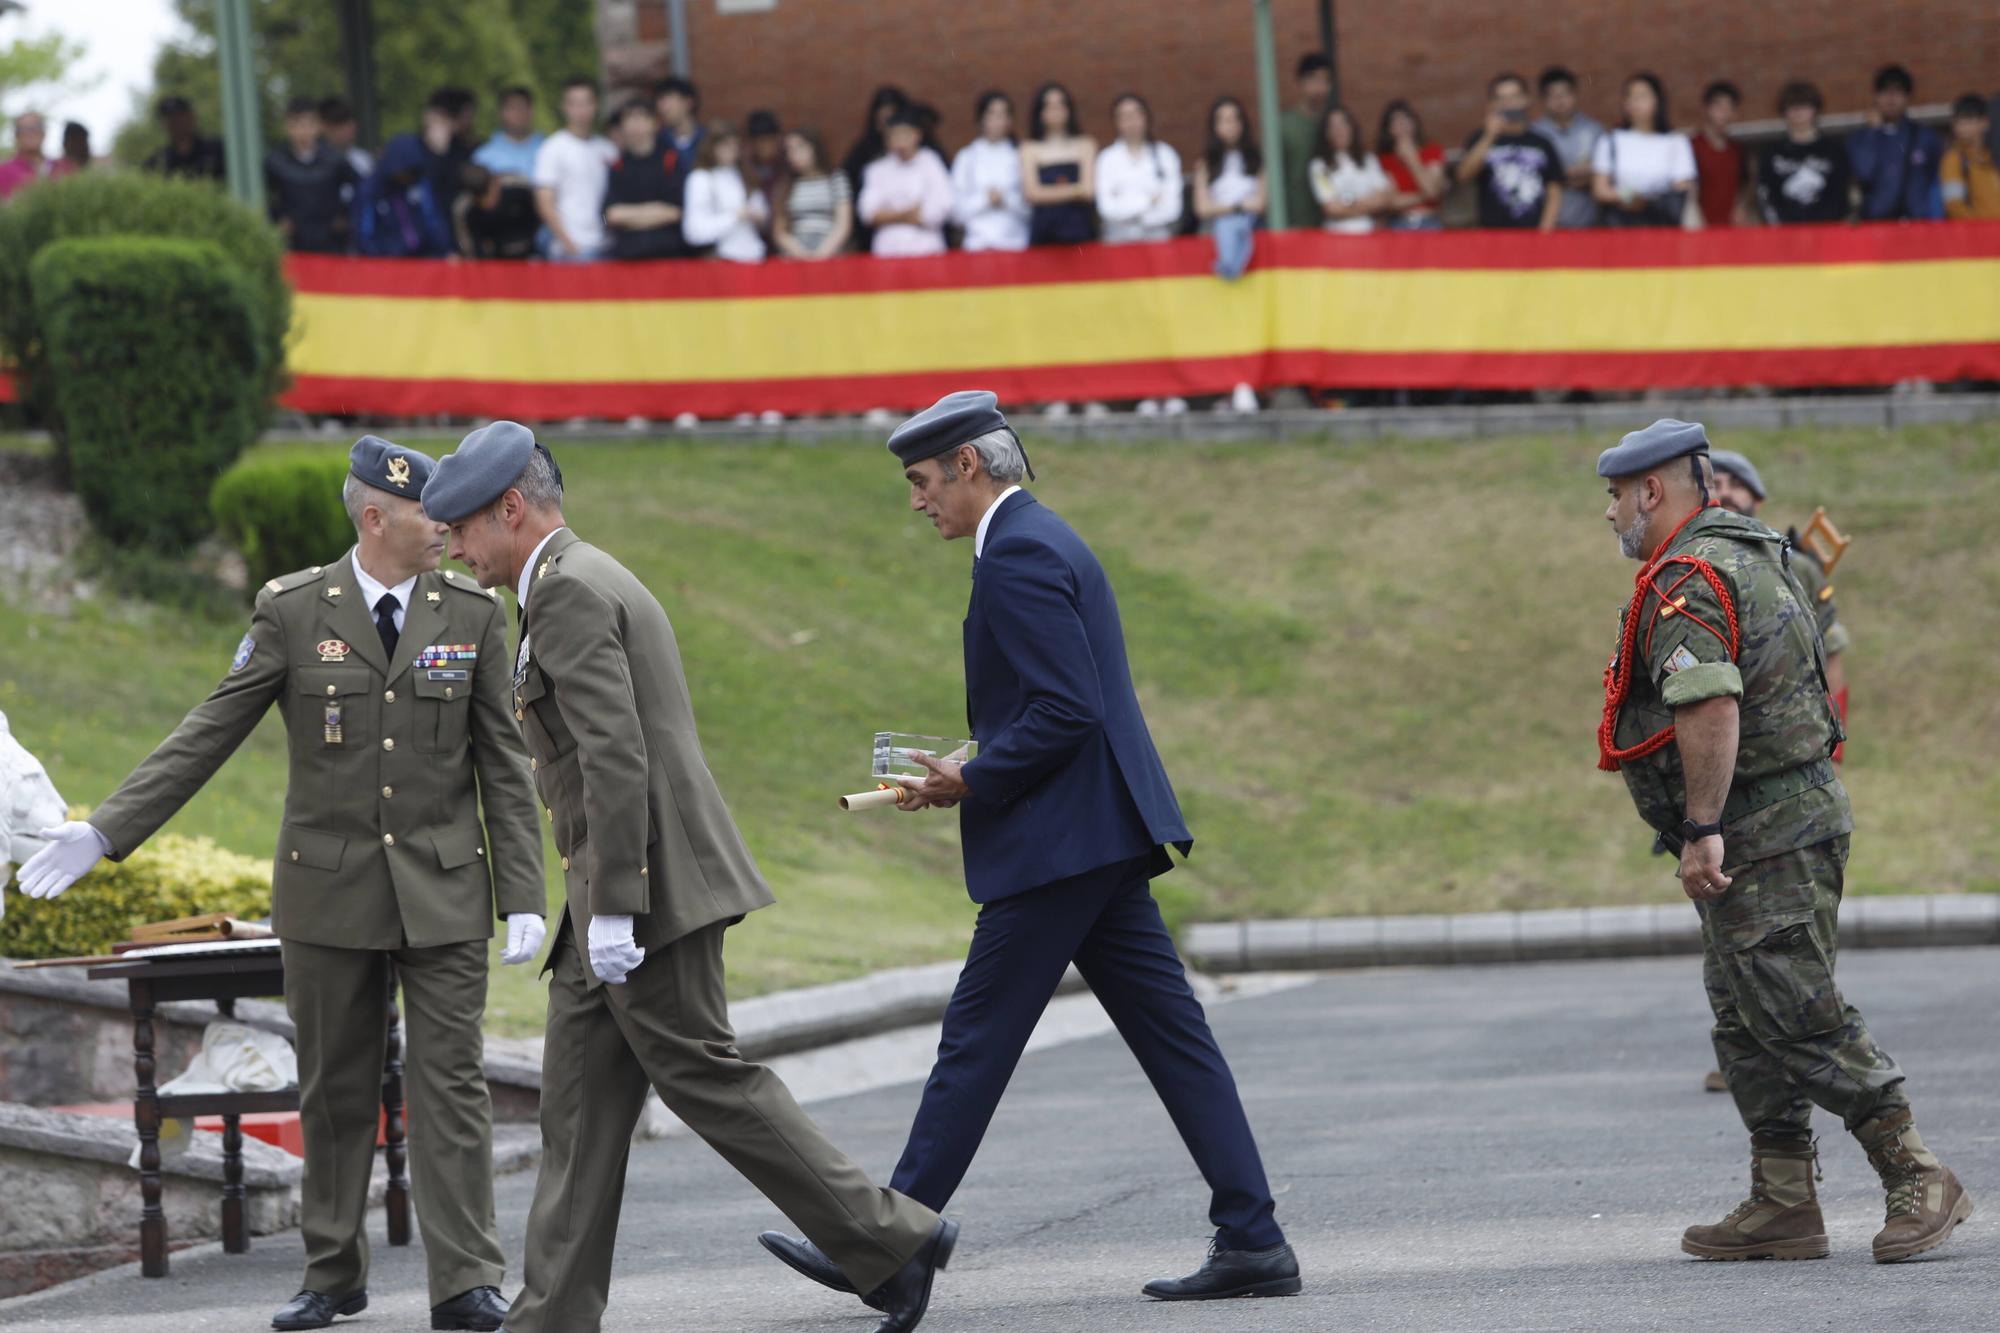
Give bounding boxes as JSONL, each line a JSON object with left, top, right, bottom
{"left": 31, "top": 236, "right": 267, "bottom": 549}
{"left": 1, "top": 825, "right": 272, "bottom": 961}
{"left": 213, "top": 455, "right": 353, "bottom": 591}
{"left": 0, "top": 172, "right": 290, "bottom": 459}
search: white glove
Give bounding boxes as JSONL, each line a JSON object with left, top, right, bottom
{"left": 586, "top": 913, "right": 645, "bottom": 985}
{"left": 500, "top": 912, "right": 547, "bottom": 965}
{"left": 16, "top": 822, "right": 111, "bottom": 900}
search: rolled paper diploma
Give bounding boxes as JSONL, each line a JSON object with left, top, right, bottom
{"left": 839, "top": 783, "right": 907, "bottom": 812}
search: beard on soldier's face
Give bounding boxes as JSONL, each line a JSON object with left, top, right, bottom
{"left": 1617, "top": 508, "right": 1649, "bottom": 559}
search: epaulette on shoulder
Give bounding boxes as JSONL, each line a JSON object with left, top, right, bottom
{"left": 260, "top": 565, "right": 328, "bottom": 598}
{"left": 439, "top": 568, "right": 501, "bottom": 600}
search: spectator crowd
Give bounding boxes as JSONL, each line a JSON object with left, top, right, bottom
{"left": 4, "top": 58, "right": 1999, "bottom": 271}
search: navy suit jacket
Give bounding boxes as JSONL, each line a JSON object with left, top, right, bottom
{"left": 957, "top": 491, "right": 1192, "bottom": 902}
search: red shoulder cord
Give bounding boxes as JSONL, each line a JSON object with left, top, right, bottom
{"left": 1597, "top": 504, "right": 1742, "bottom": 772}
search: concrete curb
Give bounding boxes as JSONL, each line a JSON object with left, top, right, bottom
{"left": 1179, "top": 893, "right": 2000, "bottom": 973}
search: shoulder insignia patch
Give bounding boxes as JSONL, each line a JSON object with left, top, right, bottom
{"left": 263, "top": 566, "right": 327, "bottom": 597}
{"left": 231, "top": 634, "right": 256, "bottom": 672}
{"left": 1658, "top": 594, "right": 1688, "bottom": 619}
{"left": 1663, "top": 644, "right": 1700, "bottom": 675}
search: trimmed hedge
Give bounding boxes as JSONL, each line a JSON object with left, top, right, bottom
{"left": 31, "top": 236, "right": 267, "bottom": 549}
{"left": 212, "top": 455, "right": 354, "bottom": 591}
{"left": 0, "top": 171, "right": 290, "bottom": 458}
{"left": 1, "top": 827, "right": 272, "bottom": 961}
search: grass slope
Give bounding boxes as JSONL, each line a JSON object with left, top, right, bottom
{"left": 4, "top": 422, "right": 1995, "bottom": 1035}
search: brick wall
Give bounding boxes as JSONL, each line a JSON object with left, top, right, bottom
{"left": 597, "top": 1, "right": 1999, "bottom": 168}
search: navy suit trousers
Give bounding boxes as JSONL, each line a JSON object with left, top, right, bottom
{"left": 889, "top": 854, "right": 1284, "bottom": 1250}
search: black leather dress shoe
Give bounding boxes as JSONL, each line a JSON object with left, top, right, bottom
{"left": 863, "top": 1217, "right": 958, "bottom": 1333}
{"left": 431, "top": 1284, "right": 509, "bottom": 1330}
{"left": 1142, "top": 1239, "right": 1302, "bottom": 1300}
{"left": 758, "top": 1231, "right": 886, "bottom": 1307}
{"left": 271, "top": 1289, "right": 367, "bottom": 1330}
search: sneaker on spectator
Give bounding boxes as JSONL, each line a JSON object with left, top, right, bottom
{"left": 1043, "top": 402, "right": 1073, "bottom": 419}
{"left": 1082, "top": 401, "right": 1110, "bottom": 419}
{"left": 759, "top": 410, "right": 785, "bottom": 424}
{"left": 674, "top": 411, "right": 699, "bottom": 429}
{"left": 1136, "top": 399, "right": 1162, "bottom": 416}
{"left": 1163, "top": 397, "right": 1189, "bottom": 415}
{"left": 1230, "top": 383, "right": 1260, "bottom": 414}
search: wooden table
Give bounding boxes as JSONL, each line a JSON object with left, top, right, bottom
{"left": 88, "top": 947, "right": 410, "bottom": 1277}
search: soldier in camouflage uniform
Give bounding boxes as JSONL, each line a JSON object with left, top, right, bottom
{"left": 1595, "top": 419, "right": 1972, "bottom": 1265}
{"left": 1708, "top": 449, "right": 1849, "bottom": 754}
{"left": 1697, "top": 449, "right": 1851, "bottom": 1095}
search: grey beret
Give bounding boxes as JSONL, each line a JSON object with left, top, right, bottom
{"left": 887, "top": 390, "right": 1034, "bottom": 480}
{"left": 1707, "top": 448, "right": 1766, "bottom": 501}
{"left": 1596, "top": 418, "right": 1711, "bottom": 479}
{"left": 348, "top": 434, "right": 434, "bottom": 497}
{"left": 422, "top": 420, "right": 545, "bottom": 523}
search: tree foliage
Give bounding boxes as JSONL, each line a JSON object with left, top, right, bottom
{"left": 0, "top": 30, "right": 89, "bottom": 129}
{"left": 113, "top": 0, "right": 599, "bottom": 164}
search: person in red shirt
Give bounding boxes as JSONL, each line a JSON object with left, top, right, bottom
{"left": 1690, "top": 79, "right": 1751, "bottom": 227}
{"left": 1376, "top": 99, "right": 1446, "bottom": 230}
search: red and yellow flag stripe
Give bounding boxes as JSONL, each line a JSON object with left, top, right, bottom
{"left": 283, "top": 224, "right": 2000, "bottom": 419}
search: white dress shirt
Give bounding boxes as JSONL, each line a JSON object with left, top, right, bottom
{"left": 974, "top": 486, "right": 1023, "bottom": 558}
{"left": 1095, "top": 140, "right": 1183, "bottom": 242}
{"left": 516, "top": 528, "right": 565, "bottom": 611}
{"left": 951, "top": 138, "right": 1030, "bottom": 252}
{"left": 351, "top": 551, "right": 417, "bottom": 633}
{"left": 683, "top": 167, "right": 768, "bottom": 263}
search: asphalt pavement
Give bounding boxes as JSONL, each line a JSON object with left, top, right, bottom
{"left": 5, "top": 947, "right": 1995, "bottom": 1332}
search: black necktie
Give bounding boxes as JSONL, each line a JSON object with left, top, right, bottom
{"left": 374, "top": 593, "right": 400, "bottom": 659}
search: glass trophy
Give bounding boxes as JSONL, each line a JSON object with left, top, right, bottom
{"left": 841, "top": 733, "right": 978, "bottom": 811}
{"left": 872, "top": 732, "right": 978, "bottom": 782}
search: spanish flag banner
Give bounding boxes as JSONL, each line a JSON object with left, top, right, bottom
{"left": 285, "top": 224, "right": 2000, "bottom": 420}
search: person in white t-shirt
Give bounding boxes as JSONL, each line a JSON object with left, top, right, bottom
{"left": 1095, "top": 93, "right": 1183, "bottom": 243}
{"left": 951, "top": 91, "right": 1030, "bottom": 252}
{"left": 1591, "top": 72, "right": 1702, "bottom": 229}
{"left": 533, "top": 77, "right": 619, "bottom": 260}
{"left": 682, "top": 122, "right": 769, "bottom": 262}
{"left": 1193, "top": 95, "right": 1266, "bottom": 280}
{"left": 1308, "top": 104, "right": 1391, "bottom": 234}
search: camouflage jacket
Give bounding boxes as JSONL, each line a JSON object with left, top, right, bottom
{"left": 1786, "top": 525, "right": 1850, "bottom": 656}
{"left": 1610, "top": 507, "right": 1850, "bottom": 863}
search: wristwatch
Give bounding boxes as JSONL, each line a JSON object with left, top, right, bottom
{"left": 1681, "top": 818, "right": 1724, "bottom": 841}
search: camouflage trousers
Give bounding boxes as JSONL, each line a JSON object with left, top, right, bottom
{"left": 1698, "top": 835, "right": 1909, "bottom": 1139}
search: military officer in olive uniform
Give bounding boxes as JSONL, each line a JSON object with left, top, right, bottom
{"left": 1595, "top": 419, "right": 1972, "bottom": 1265}
{"left": 17, "top": 438, "right": 545, "bottom": 1331}
{"left": 423, "top": 422, "right": 955, "bottom": 1333}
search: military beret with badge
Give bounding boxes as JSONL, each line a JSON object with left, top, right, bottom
{"left": 888, "top": 389, "right": 1035, "bottom": 479}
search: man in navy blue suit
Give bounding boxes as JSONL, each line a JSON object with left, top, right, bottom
{"left": 758, "top": 390, "right": 1300, "bottom": 1303}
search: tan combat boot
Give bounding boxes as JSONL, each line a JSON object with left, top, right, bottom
{"left": 1859, "top": 1109, "right": 1975, "bottom": 1263}
{"left": 1681, "top": 1136, "right": 1830, "bottom": 1261}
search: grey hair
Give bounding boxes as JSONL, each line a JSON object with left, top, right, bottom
{"left": 961, "top": 427, "right": 1026, "bottom": 484}
{"left": 341, "top": 474, "right": 399, "bottom": 530}
{"left": 508, "top": 446, "right": 565, "bottom": 511}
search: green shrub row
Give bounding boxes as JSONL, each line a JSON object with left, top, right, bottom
{"left": 0, "top": 172, "right": 291, "bottom": 461}
{"left": 212, "top": 455, "right": 355, "bottom": 590}
{"left": 31, "top": 235, "right": 267, "bottom": 550}
{"left": 1, "top": 825, "right": 272, "bottom": 961}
